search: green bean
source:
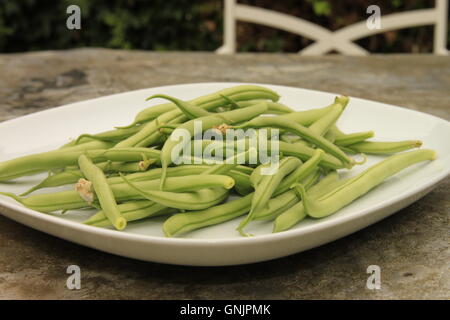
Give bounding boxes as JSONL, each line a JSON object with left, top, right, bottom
{"left": 324, "top": 129, "right": 336, "bottom": 143}
{"left": 133, "top": 98, "right": 272, "bottom": 149}
{"left": 345, "top": 140, "right": 423, "bottom": 154}
{"left": 237, "top": 157, "right": 301, "bottom": 236}
{"left": 2, "top": 147, "right": 161, "bottom": 181}
{"left": 59, "top": 137, "right": 93, "bottom": 149}
{"left": 277, "top": 95, "right": 348, "bottom": 126}
{"left": 59, "top": 140, "right": 114, "bottom": 152}
{"left": 20, "top": 170, "right": 84, "bottom": 196}
{"left": 122, "top": 85, "right": 280, "bottom": 128}
{"left": 251, "top": 191, "right": 299, "bottom": 222}
{"left": 78, "top": 155, "right": 126, "bottom": 230}
{"left": 192, "top": 139, "right": 344, "bottom": 170}
{"left": 115, "top": 109, "right": 187, "bottom": 148}
{"left": 234, "top": 117, "right": 353, "bottom": 167}
{"left": 233, "top": 100, "right": 294, "bottom": 114}
{"left": 21, "top": 159, "right": 155, "bottom": 196}
{"left": 163, "top": 193, "right": 253, "bottom": 237}
{"left": 0, "top": 175, "right": 235, "bottom": 213}
{"left": 0, "top": 141, "right": 134, "bottom": 181}
{"left": 105, "top": 174, "right": 236, "bottom": 201}
{"left": 250, "top": 168, "right": 323, "bottom": 222}
{"left": 220, "top": 94, "right": 293, "bottom": 116}
{"left": 162, "top": 167, "right": 319, "bottom": 237}
{"left": 273, "top": 171, "right": 342, "bottom": 232}
{"left": 308, "top": 102, "right": 344, "bottom": 136}
{"left": 109, "top": 164, "right": 249, "bottom": 181}
{"left": 159, "top": 102, "right": 268, "bottom": 189}
{"left": 132, "top": 90, "right": 278, "bottom": 148}
{"left": 294, "top": 149, "right": 436, "bottom": 219}
{"left": 159, "top": 127, "right": 177, "bottom": 136}
{"left": 89, "top": 147, "right": 161, "bottom": 163}
{"left": 147, "top": 94, "right": 211, "bottom": 119}
{"left": 74, "top": 126, "right": 141, "bottom": 145}
{"left": 87, "top": 151, "right": 248, "bottom": 226}
{"left": 200, "top": 151, "right": 254, "bottom": 194}
{"left": 274, "top": 149, "right": 324, "bottom": 195}
{"left": 201, "top": 149, "right": 252, "bottom": 175}
{"left": 0, "top": 150, "right": 93, "bottom": 181}
{"left": 301, "top": 168, "right": 323, "bottom": 189}
{"left": 119, "top": 175, "right": 230, "bottom": 210}
{"left": 0, "top": 85, "right": 437, "bottom": 239}
{"left": 59, "top": 137, "right": 116, "bottom": 150}
{"left": 106, "top": 159, "right": 154, "bottom": 172}
{"left": 86, "top": 201, "right": 174, "bottom": 227}
{"left": 280, "top": 134, "right": 301, "bottom": 144}
{"left": 331, "top": 126, "right": 375, "bottom": 146}
{"left": 335, "top": 95, "right": 349, "bottom": 108}
{"left": 293, "top": 101, "right": 345, "bottom": 147}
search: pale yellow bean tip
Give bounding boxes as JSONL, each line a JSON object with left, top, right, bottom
{"left": 114, "top": 217, "right": 127, "bottom": 231}
{"left": 431, "top": 151, "right": 438, "bottom": 160}
{"left": 224, "top": 178, "right": 235, "bottom": 189}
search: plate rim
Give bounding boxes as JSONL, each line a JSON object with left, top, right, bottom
{"left": 0, "top": 82, "right": 449, "bottom": 246}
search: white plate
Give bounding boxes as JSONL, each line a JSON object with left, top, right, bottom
{"left": 0, "top": 83, "right": 449, "bottom": 266}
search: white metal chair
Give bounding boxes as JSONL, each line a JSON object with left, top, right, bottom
{"left": 216, "top": 0, "right": 449, "bottom": 55}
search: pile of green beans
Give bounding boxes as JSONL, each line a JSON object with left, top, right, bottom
{"left": 0, "top": 85, "right": 436, "bottom": 236}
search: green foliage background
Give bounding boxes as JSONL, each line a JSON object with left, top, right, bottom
{"left": 0, "top": 0, "right": 447, "bottom": 53}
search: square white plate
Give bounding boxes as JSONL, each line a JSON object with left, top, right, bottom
{"left": 0, "top": 82, "right": 448, "bottom": 266}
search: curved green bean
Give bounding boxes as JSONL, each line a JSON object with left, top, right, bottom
{"left": 74, "top": 126, "right": 141, "bottom": 145}
{"left": 78, "top": 155, "right": 126, "bottom": 230}
{"left": 162, "top": 166, "right": 320, "bottom": 237}
{"left": 273, "top": 171, "right": 343, "bottom": 232}
{"left": 120, "top": 175, "right": 230, "bottom": 210}
{"left": 294, "top": 149, "right": 436, "bottom": 218}
{"left": 147, "top": 94, "right": 210, "bottom": 119}
{"left": 277, "top": 95, "right": 348, "bottom": 126}
{"left": 237, "top": 156, "right": 301, "bottom": 236}
{"left": 159, "top": 102, "right": 268, "bottom": 189}
{"left": 332, "top": 126, "right": 375, "bottom": 146}
{"left": 85, "top": 201, "right": 174, "bottom": 227}
{"left": 0, "top": 145, "right": 158, "bottom": 181}
{"left": 234, "top": 117, "right": 353, "bottom": 167}
{"left": 191, "top": 139, "right": 344, "bottom": 169}
{"left": 125, "top": 85, "right": 280, "bottom": 127}
{"left": 345, "top": 140, "right": 422, "bottom": 154}
{"left": 0, "top": 175, "right": 235, "bottom": 213}
{"left": 293, "top": 101, "right": 345, "bottom": 147}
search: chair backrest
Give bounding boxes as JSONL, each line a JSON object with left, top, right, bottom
{"left": 216, "top": 0, "right": 449, "bottom": 55}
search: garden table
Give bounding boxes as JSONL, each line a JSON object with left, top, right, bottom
{"left": 0, "top": 49, "right": 448, "bottom": 299}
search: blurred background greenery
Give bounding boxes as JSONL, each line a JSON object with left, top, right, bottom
{"left": 0, "top": 0, "right": 448, "bottom": 53}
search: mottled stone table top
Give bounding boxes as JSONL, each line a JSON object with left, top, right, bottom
{"left": 0, "top": 49, "right": 448, "bottom": 299}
